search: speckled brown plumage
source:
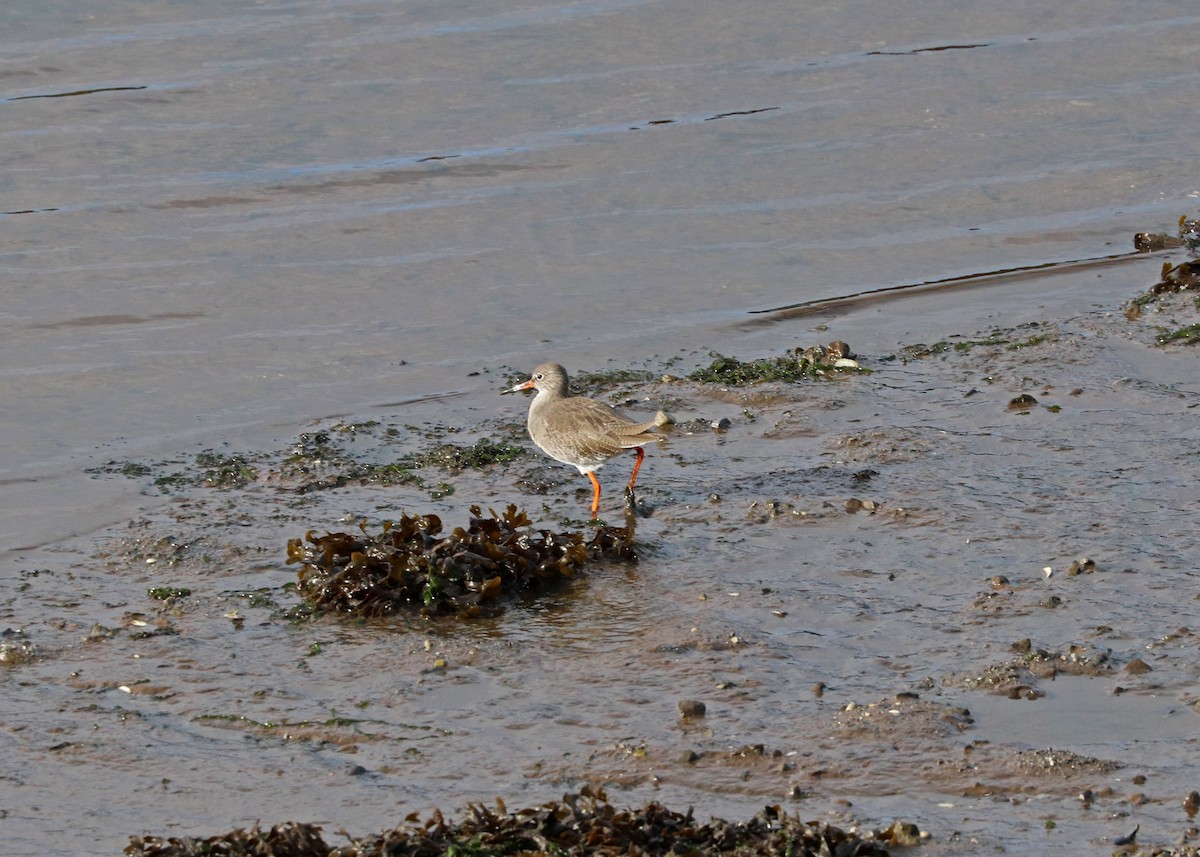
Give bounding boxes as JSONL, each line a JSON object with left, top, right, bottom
{"left": 510, "top": 363, "right": 667, "bottom": 516}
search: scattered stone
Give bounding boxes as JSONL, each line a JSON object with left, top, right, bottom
{"left": 1008, "top": 394, "right": 1038, "bottom": 410}
{"left": 880, "top": 820, "right": 923, "bottom": 847}
{"left": 950, "top": 642, "right": 1112, "bottom": 696}
{"left": 1066, "top": 557, "right": 1097, "bottom": 575}
{"left": 1134, "top": 232, "right": 1185, "bottom": 252}
{"left": 1124, "top": 658, "right": 1153, "bottom": 675}
{"left": 835, "top": 695, "right": 974, "bottom": 739}
{"left": 0, "top": 629, "right": 38, "bottom": 667}
{"left": 826, "top": 340, "right": 853, "bottom": 359}
{"left": 1185, "top": 790, "right": 1200, "bottom": 818}
{"left": 1112, "top": 824, "right": 1140, "bottom": 846}
{"left": 677, "top": 699, "right": 707, "bottom": 719}
{"left": 1012, "top": 748, "right": 1120, "bottom": 776}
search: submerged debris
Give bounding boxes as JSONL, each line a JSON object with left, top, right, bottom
{"left": 1135, "top": 214, "right": 1200, "bottom": 255}
{"left": 1011, "top": 748, "right": 1120, "bottom": 776}
{"left": 1128, "top": 215, "right": 1200, "bottom": 316}
{"left": 0, "top": 628, "right": 38, "bottom": 667}
{"left": 125, "top": 786, "right": 912, "bottom": 856}
{"left": 836, "top": 694, "right": 974, "bottom": 739}
{"left": 288, "top": 505, "right": 635, "bottom": 618}
{"left": 1151, "top": 260, "right": 1200, "bottom": 294}
{"left": 689, "top": 342, "right": 866, "bottom": 385}
{"left": 949, "top": 642, "right": 1112, "bottom": 698}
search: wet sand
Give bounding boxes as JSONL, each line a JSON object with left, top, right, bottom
{"left": 8, "top": 279, "right": 1200, "bottom": 855}
{"left": 3, "top": 1, "right": 1200, "bottom": 854}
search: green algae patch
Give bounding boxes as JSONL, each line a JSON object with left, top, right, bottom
{"left": 87, "top": 424, "right": 530, "bottom": 499}
{"left": 126, "top": 785, "right": 908, "bottom": 856}
{"left": 195, "top": 450, "right": 259, "bottom": 488}
{"left": 146, "top": 586, "right": 191, "bottom": 601}
{"left": 412, "top": 437, "right": 526, "bottom": 470}
{"left": 895, "top": 325, "right": 1052, "bottom": 360}
{"left": 1156, "top": 322, "right": 1200, "bottom": 346}
{"left": 572, "top": 366, "right": 656, "bottom": 393}
{"left": 689, "top": 342, "right": 867, "bottom": 385}
{"left": 288, "top": 505, "right": 635, "bottom": 618}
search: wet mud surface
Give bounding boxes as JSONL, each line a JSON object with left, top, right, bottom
{"left": 6, "top": 267, "right": 1200, "bottom": 854}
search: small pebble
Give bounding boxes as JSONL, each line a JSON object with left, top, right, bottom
{"left": 1184, "top": 790, "right": 1200, "bottom": 818}
{"left": 1067, "top": 557, "right": 1097, "bottom": 575}
{"left": 678, "top": 699, "right": 707, "bottom": 719}
{"left": 826, "top": 340, "right": 851, "bottom": 359}
{"left": 1113, "top": 824, "right": 1139, "bottom": 846}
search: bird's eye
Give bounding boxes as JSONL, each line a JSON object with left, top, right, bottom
{"left": 534, "top": 373, "right": 544, "bottom": 380}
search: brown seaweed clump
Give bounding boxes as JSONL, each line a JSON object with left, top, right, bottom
{"left": 127, "top": 786, "right": 910, "bottom": 856}
{"left": 1130, "top": 215, "right": 1200, "bottom": 307}
{"left": 287, "top": 505, "right": 634, "bottom": 618}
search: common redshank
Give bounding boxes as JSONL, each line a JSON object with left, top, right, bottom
{"left": 508, "top": 363, "right": 668, "bottom": 517}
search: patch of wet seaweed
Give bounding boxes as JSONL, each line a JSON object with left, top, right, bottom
{"left": 125, "top": 786, "right": 914, "bottom": 856}
{"left": 288, "top": 505, "right": 637, "bottom": 618}
{"left": 688, "top": 342, "right": 866, "bottom": 385}
{"left": 890, "top": 323, "right": 1053, "bottom": 361}
{"left": 88, "top": 425, "right": 528, "bottom": 498}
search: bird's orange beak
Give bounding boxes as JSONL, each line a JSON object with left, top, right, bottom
{"left": 504, "top": 377, "right": 535, "bottom": 395}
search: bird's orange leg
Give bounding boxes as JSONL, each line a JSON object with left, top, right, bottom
{"left": 627, "top": 447, "right": 646, "bottom": 491}
{"left": 587, "top": 471, "right": 603, "bottom": 517}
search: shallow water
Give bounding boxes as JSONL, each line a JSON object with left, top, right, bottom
{"left": 3, "top": 1, "right": 1200, "bottom": 854}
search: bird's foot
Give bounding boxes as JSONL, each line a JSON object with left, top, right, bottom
{"left": 622, "top": 488, "right": 639, "bottom": 538}
{"left": 624, "top": 486, "right": 653, "bottom": 518}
